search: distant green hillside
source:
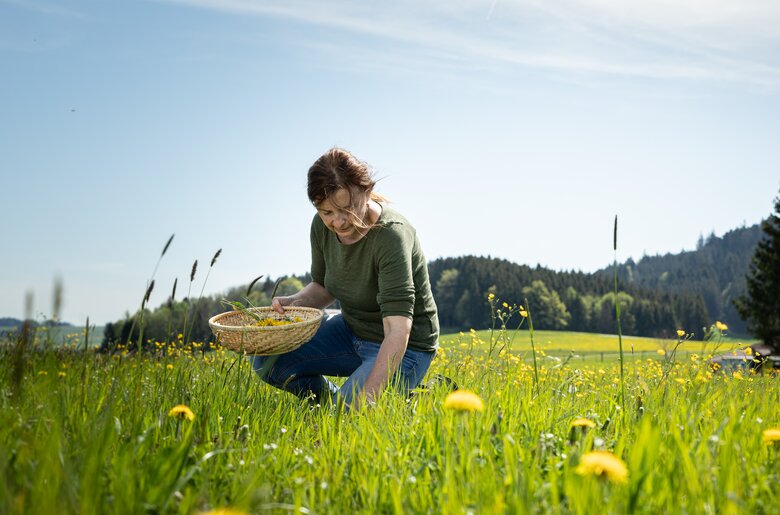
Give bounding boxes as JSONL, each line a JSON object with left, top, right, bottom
{"left": 0, "top": 325, "right": 104, "bottom": 348}
{"left": 429, "top": 224, "right": 761, "bottom": 339}
{"left": 598, "top": 224, "right": 762, "bottom": 335}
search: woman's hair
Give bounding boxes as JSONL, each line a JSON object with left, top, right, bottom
{"left": 307, "top": 147, "right": 386, "bottom": 229}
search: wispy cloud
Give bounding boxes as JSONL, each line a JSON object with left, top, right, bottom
{"left": 158, "top": 0, "right": 780, "bottom": 88}
{"left": 0, "top": 0, "right": 86, "bottom": 19}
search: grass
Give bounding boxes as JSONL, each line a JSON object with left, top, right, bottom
{"left": 1, "top": 325, "right": 778, "bottom": 514}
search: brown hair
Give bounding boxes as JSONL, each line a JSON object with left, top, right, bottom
{"left": 307, "top": 148, "right": 386, "bottom": 229}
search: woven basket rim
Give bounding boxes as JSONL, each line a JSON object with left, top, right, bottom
{"left": 208, "top": 306, "right": 323, "bottom": 333}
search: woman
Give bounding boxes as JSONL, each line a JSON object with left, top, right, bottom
{"left": 251, "top": 148, "right": 439, "bottom": 410}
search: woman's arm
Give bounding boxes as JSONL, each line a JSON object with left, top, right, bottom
{"left": 353, "top": 315, "right": 412, "bottom": 409}
{"left": 272, "top": 281, "right": 335, "bottom": 313}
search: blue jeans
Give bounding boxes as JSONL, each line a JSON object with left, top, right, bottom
{"left": 250, "top": 314, "right": 436, "bottom": 407}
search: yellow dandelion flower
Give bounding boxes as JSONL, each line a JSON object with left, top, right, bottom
{"left": 762, "top": 428, "right": 780, "bottom": 445}
{"left": 745, "top": 347, "right": 753, "bottom": 356}
{"left": 732, "top": 371, "right": 743, "bottom": 380}
{"left": 168, "top": 404, "right": 195, "bottom": 421}
{"left": 166, "top": 364, "right": 174, "bottom": 370}
{"left": 674, "top": 377, "right": 686, "bottom": 385}
{"left": 200, "top": 509, "right": 249, "bottom": 515}
{"left": 58, "top": 371, "right": 66, "bottom": 378}
{"left": 676, "top": 329, "right": 685, "bottom": 337}
{"left": 571, "top": 417, "right": 596, "bottom": 429}
{"left": 487, "top": 293, "right": 495, "bottom": 301}
{"left": 657, "top": 349, "right": 666, "bottom": 356}
{"left": 443, "top": 390, "right": 484, "bottom": 412}
{"left": 575, "top": 451, "right": 628, "bottom": 484}
{"left": 519, "top": 310, "right": 528, "bottom": 318}
{"left": 715, "top": 321, "right": 728, "bottom": 331}
{"left": 177, "top": 333, "right": 184, "bottom": 340}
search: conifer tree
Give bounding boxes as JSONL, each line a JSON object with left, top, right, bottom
{"left": 736, "top": 190, "right": 780, "bottom": 352}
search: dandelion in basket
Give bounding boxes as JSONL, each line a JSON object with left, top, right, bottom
{"left": 254, "top": 316, "right": 303, "bottom": 327}
{"left": 221, "top": 299, "right": 303, "bottom": 326}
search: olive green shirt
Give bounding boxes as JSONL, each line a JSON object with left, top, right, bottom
{"left": 310, "top": 205, "right": 439, "bottom": 352}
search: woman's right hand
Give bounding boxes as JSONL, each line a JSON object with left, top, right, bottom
{"left": 271, "top": 296, "right": 295, "bottom": 314}
{"left": 270, "top": 282, "right": 334, "bottom": 313}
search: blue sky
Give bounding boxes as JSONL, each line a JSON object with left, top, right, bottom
{"left": 2, "top": 0, "right": 779, "bottom": 324}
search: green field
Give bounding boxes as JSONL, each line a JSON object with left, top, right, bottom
{"left": 1, "top": 324, "right": 777, "bottom": 514}
{"left": 440, "top": 328, "right": 757, "bottom": 362}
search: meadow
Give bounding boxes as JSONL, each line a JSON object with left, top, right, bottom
{"left": 441, "top": 328, "right": 757, "bottom": 363}
{"left": 1, "top": 320, "right": 778, "bottom": 514}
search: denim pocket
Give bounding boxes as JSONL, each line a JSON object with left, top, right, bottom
{"left": 401, "top": 349, "right": 420, "bottom": 370}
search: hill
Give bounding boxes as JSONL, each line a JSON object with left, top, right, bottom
{"left": 597, "top": 223, "right": 762, "bottom": 335}
{"left": 428, "top": 224, "right": 761, "bottom": 338}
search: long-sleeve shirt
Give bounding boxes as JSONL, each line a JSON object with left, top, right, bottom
{"left": 310, "top": 205, "right": 439, "bottom": 352}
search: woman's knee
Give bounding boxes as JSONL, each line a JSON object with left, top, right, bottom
{"left": 250, "top": 355, "right": 288, "bottom": 386}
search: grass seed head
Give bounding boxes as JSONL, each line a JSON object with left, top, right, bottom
{"left": 143, "top": 280, "right": 155, "bottom": 307}
{"left": 52, "top": 276, "right": 63, "bottom": 321}
{"left": 246, "top": 275, "right": 264, "bottom": 297}
{"left": 190, "top": 260, "right": 198, "bottom": 282}
{"left": 161, "top": 233, "right": 175, "bottom": 257}
{"left": 210, "top": 248, "right": 222, "bottom": 267}
{"left": 613, "top": 215, "right": 618, "bottom": 251}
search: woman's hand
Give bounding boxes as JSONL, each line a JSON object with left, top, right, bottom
{"left": 271, "top": 295, "right": 297, "bottom": 314}
{"left": 272, "top": 282, "right": 335, "bottom": 313}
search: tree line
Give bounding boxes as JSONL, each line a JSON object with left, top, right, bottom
{"left": 429, "top": 256, "right": 711, "bottom": 339}
{"left": 100, "top": 275, "right": 310, "bottom": 352}
{"left": 102, "top": 223, "right": 763, "bottom": 349}
{"left": 597, "top": 224, "right": 762, "bottom": 335}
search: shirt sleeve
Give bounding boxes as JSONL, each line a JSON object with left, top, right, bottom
{"left": 375, "top": 225, "right": 416, "bottom": 319}
{"left": 310, "top": 216, "right": 326, "bottom": 286}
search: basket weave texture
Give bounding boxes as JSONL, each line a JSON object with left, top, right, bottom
{"left": 208, "top": 306, "right": 323, "bottom": 355}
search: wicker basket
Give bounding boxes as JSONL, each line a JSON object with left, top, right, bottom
{"left": 208, "top": 306, "right": 324, "bottom": 355}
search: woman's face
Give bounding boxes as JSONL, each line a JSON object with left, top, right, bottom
{"left": 316, "top": 188, "right": 369, "bottom": 241}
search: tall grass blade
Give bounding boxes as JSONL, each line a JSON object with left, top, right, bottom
{"left": 613, "top": 215, "right": 626, "bottom": 417}
{"left": 524, "top": 297, "right": 540, "bottom": 395}
{"left": 124, "top": 234, "right": 175, "bottom": 350}
{"left": 185, "top": 250, "right": 221, "bottom": 346}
